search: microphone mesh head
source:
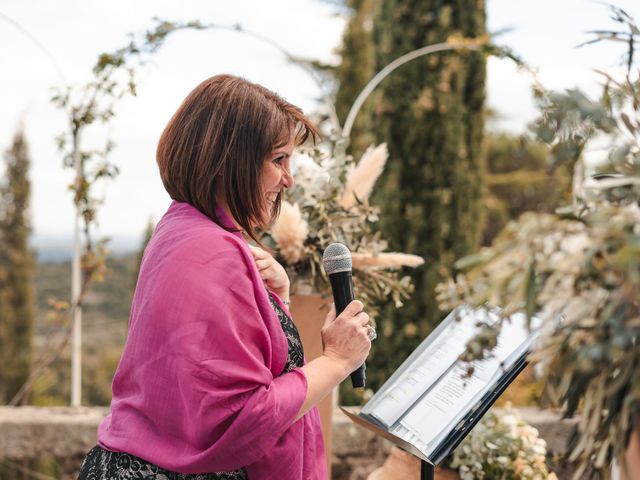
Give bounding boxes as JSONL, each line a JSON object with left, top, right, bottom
{"left": 322, "top": 243, "right": 352, "bottom": 274}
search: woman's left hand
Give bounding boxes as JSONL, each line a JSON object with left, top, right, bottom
{"left": 249, "top": 246, "right": 290, "bottom": 303}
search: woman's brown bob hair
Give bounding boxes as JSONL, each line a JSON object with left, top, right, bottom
{"left": 157, "top": 74, "right": 319, "bottom": 243}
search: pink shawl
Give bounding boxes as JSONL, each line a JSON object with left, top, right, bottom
{"left": 98, "top": 200, "right": 326, "bottom": 479}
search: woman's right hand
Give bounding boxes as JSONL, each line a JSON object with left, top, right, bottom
{"left": 320, "top": 300, "right": 372, "bottom": 375}
{"left": 296, "top": 300, "right": 372, "bottom": 420}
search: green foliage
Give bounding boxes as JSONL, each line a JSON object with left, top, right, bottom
{"left": 26, "top": 349, "right": 119, "bottom": 406}
{"left": 334, "top": 0, "right": 377, "bottom": 159}
{"left": 366, "top": 0, "right": 487, "bottom": 393}
{"left": 437, "top": 7, "right": 640, "bottom": 478}
{"left": 482, "top": 133, "right": 572, "bottom": 244}
{"left": 0, "top": 127, "right": 35, "bottom": 404}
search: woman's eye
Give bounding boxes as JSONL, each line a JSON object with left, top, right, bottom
{"left": 273, "top": 156, "right": 284, "bottom": 166}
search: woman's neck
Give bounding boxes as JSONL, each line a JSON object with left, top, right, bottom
{"left": 215, "top": 194, "right": 252, "bottom": 234}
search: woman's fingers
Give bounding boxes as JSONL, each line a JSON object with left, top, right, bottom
{"left": 330, "top": 302, "right": 371, "bottom": 339}
{"left": 321, "top": 300, "right": 372, "bottom": 372}
{"left": 249, "top": 245, "right": 269, "bottom": 260}
{"left": 254, "top": 258, "right": 271, "bottom": 272}
{"left": 253, "top": 254, "right": 278, "bottom": 278}
{"left": 337, "top": 302, "right": 369, "bottom": 327}
{"left": 249, "top": 245, "right": 290, "bottom": 298}
{"left": 329, "top": 301, "right": 369, "bottom": 330}
{"left": 255, "top": 261, "right": 279, "bottom": 282}
{"left": 355, "top": 311, "right": 370, "bottom": 326}
{"left": 339, "top": 300, "right": 364, "bottom": 319}
{"left": 323, "top": 304, "right": 337, "bottom": 329}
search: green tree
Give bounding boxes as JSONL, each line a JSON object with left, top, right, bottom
{"left": 0, "top": 127, "right": 35, "bottom": 404}
{"left": 482, "top": 133, "right": 571, "bottom": 245}
{"left": 334, "top": 0, "right": 377, "bottom": 159}
{"left": 368, "top": 0, "right": 487, "bottom": 389}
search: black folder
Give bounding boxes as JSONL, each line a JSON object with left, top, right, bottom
{"left": 342, "top": 305, "right": 537, "bottom": 466}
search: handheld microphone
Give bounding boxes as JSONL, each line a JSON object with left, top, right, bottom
{"left": 322, "top": 242, "right": 365, "bottom": 388}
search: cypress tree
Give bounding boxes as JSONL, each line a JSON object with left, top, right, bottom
{"left": 334, "top": 0, "right": 377, "bottom": 158}
{"left": 368, "top": 0, "right": 487, "bottom": 388}
{"left": 0, "top": 127, "right": 35, "bottom": 404}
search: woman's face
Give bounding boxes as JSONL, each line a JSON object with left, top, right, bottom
{"left": 260, "top": 134, "right": 295, "bottom": 224}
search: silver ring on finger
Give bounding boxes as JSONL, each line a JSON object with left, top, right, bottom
{"left": 366, "top": 325, "right": 377, "bottom": 342}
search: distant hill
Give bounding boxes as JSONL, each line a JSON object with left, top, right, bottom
{"left": 35, "top": 252, "right": 137, "bottom": 329}
{"left": 32, "top": 252, "right": 139, "bottom": 405}
{"left": 32, "top": 234, "right": 140, "bottom": 262}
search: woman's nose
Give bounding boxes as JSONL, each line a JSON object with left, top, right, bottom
{"left": 282, "top": 167, "right": 294, "bottom": 188}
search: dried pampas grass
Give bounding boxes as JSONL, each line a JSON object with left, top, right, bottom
{"left": 352, "top": 252, "right": 424, "bottom": 270}
{"left": 340, "top": 143, "right": 389, "bottom": 210}
{"left": 271, "top": 201, "right": 308, "bottom": 264}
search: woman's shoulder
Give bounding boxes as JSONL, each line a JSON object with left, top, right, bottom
{"left": 153, "top": 201, "right": 249, "bottom": 264}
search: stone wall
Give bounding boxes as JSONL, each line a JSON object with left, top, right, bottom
{"left": 0, "top": 407, "right": 575, "bottom": 479}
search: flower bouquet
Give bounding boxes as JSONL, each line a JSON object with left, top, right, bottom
{"left": 263, "top": 139, "right": 423, "bottom": 316}
{"left": 450, "top": 405, "right": 557, "bottom": 480}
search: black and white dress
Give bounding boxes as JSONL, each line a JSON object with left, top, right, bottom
{"left": 77, "top": 293, "right": 303, "bottom": 480}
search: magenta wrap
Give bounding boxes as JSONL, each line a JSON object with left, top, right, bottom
{"left": 98, "top": 201, "right": 327, "bottom": 479}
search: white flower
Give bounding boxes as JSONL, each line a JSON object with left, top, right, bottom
{"left": 292, "top": 152, "right": 330, "bottom": 196}
{"left": 500, "top": 413, "right": 519, "bottom": 437}
{"left": 532, "top": 444, "right": 547, "bottom": 456}
{"left": 519, "top": 425, "right": 540, "bottom": 439}
{"left": 291, "top": 151, "right": 320, "bottom": 175}
{"left": 560, "top": 231, "right": 590, "bottom": 254}
{"left": 451, "top": 408, "right": 551, "bottom": 479}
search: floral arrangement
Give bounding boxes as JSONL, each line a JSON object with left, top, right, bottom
{"left": 263, "top": 138, "right": 423, "bottom": 314}
{"left": 436, "top": 7, "right": 640, "bottom": 477}
{"left": 450, "top": 405, "right": 557, "bottom": 480}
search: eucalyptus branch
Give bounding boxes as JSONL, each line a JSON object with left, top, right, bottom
{"left": 436, "top": 6, "right": 640, "bottom": 477}
{"left": 581, "top": 4, "right": 639, "bottom": 73}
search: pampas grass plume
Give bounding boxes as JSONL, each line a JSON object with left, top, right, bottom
{"left": 340, "top": 143, "right": 388, "bottom": 210}
{"left": 271, "top": 201, "right": 308, "bottom": 264}
{"left": 352, "top": 252, "right": 424, "bottom": 270}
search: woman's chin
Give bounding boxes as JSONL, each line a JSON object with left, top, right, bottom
{"left": 253, "top": 208, "right": 276, "bottom": 230}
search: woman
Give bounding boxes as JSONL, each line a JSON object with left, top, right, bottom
{"left": 77, "top": 74, "right": 372, "bottom": 480}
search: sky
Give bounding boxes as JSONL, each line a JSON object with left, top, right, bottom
{"left": 1, "top": 0, "right": 639, "bottom": 253}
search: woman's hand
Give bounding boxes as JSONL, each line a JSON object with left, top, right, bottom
{"left": 296, "top": 300, "right": 372, "bottom": 420}
{"left": 249, "top": 246, "right": 290, "bottom": 302}
{"left": 321, "top": 300, "right": 372, "bottom": 374}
